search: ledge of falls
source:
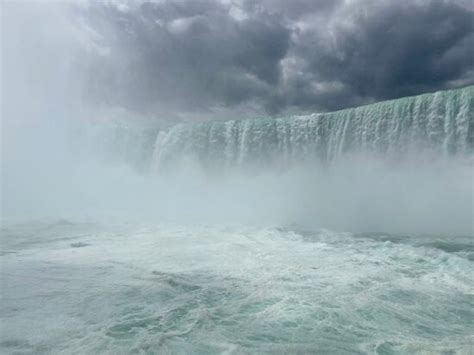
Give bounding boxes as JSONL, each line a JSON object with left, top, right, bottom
{"left": 95, "top": 85, "right": 474, "bottom": 172}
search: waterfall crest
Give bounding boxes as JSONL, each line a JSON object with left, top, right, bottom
{"left": 102, "top": 86, "right": 474, "bottom": 172}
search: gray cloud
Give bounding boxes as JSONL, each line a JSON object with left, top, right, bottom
{"left": 291, "top": 0, "right": 474, "bottom": 109}
{"left": 75, "top": 0, "right": 474, "bottom": 120}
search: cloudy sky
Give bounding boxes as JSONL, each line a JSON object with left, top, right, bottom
{"left": 3, "top": 0, "right": 474, "bottom": 122}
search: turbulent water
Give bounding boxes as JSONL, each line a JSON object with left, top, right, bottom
{"left": 1, "top": 221, "right": 473, "bottom": 354}
{"left": 1, "top": 87, "right": 473, "bottom": 354}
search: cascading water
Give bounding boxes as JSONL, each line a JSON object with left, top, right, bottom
{"left": 2, "top": 87, "right": 473, "bottom": 354}
{"left": 2, "top": 0, "right": 473, "bottom": 352}
{"left": 137, "top": 85, "right": 473, "bottom": 172}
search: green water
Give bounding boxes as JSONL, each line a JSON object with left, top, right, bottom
{"left": 1, "top": 221, "right": 472, "bottom": 354}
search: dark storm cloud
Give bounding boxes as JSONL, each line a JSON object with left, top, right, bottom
{"left": 291, "top": 0, "right": 474, "bottom": 110}
{"left": 77, "top": 0, "right": 291, "bottom": 117}
{"left": 76, "top": 0, "right": 474, "bottom": 119}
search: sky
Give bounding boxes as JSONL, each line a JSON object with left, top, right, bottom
{"left": 2, "top": 0, "right": 474, "bottom": 123}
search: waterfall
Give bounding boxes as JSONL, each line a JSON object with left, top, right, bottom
{"left": 100, "top": 86, "right": 474, "bottom": 172}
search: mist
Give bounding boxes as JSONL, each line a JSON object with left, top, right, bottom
{"left": 1, "top": 2, "right": 473, "bottom": 354}
{"left": 1, "top": 2, "right": 472, "bottom": 236}
{"left": 3, "top": 132, "right": 473, "bottom": 235}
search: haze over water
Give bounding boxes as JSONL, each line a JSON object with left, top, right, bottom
{"left": 1, "top": 1, "right": 473, "bottom": 354}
